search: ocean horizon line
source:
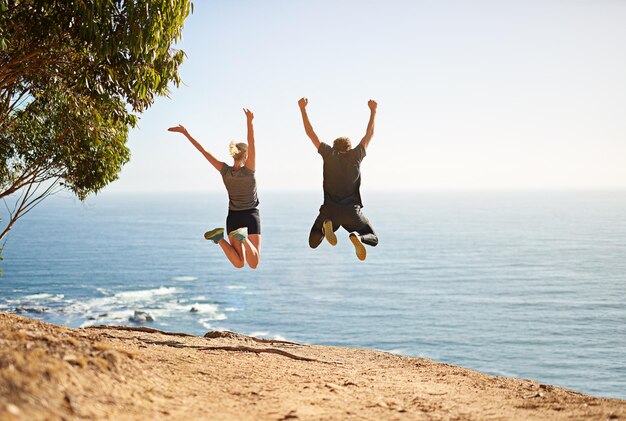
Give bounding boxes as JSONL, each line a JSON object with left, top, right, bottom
{"left": 85, "top": 186, "right": 626, "bottom": 196}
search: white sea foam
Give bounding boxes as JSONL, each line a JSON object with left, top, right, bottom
{"left": 1, "top": 298, "right": 21, "bottom": 305}
{"left": 79, "top": 310, "right": 135, "bottom": 327}
{"left": 198, "top": 319, "right": 228, "bottom": 331}
{"left": 23, "top": 293, "right": 65, "bottom": 301}
{"left": 62, "top": 286, "right": 183, "bottom": 323}
{"left": 171, "top": 276, "right": 199, "bottom": 282}
{"left": 224, "top": 307, "right": 239, "bottom": 312}
{"left": 116, "top": 286, "right": 180, "bottom": 300}
{"left": 248, "top": 331, "right": 287, "bottom": 341}
{"left": 9, "top": 284, "right": 230, "bottom": 335}
{"left": 23, "top": 293, "right": 53, "bottom": 300}
{"left": 143, "top": 301, "right": 227, "bottom": 321}
{"left": 198, "top": 319, "right": 213, "bottom": 330}
{"left": 188, "top": 303, "right": 225, "bottom": 317}
{"left": 225, "top": 285, "right": 246, "bottom": 290}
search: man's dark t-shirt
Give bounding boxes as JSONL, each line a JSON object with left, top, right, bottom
{"left": 318, "top": 142, "right": 366, "bottom": 207}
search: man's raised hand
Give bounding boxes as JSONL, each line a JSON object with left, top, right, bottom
{"left": 368, "top": 99, "right": 377, "bottom": 112}
{"left": 298, "top": 97, "right": 309, "bottom": 109}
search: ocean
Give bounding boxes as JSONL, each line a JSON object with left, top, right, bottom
{"left": 1, "top": 190, "right": 625, "bottom": 399}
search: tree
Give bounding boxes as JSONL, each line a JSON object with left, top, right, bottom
{"left": 0, "top": 0, "right": 193, "bottom": 243}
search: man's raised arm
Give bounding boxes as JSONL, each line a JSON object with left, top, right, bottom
{"left": 298, "top": 97, "right": 321, "bottom": 150}
{"left": 359, "top": 99, "right": 377, "bottom": 149}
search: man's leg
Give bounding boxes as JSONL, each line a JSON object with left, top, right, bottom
{"left": 355, "top": 224, "right": 378, "bottom": 246}
{"left": 309, "top": 213, "right": 325, "bottom": 249}
{"left": 342, "top": 207, "right": 378, "bottom": 245}
{"left": 342, "top": 207, "right": 378, "bottom": 260}
{"left": 309, "top": 205, "right": 337, "bottom": 248}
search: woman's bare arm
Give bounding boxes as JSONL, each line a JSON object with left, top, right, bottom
{"left": 168, "top": 125, "right": 224, "bottom": 172}
{"left": 243, "top": 108, "right": 255, "bottom": 171}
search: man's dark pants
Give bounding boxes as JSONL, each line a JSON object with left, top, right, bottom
{"left": 309, "top": 203, "right": 378, "bottom": 248}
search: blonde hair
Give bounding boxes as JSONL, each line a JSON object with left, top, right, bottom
{"left": 229, "top": 142, "right": 248, "bottom": 161}
{"left": 333, "top": 137, "right": 352, "bottom": 153}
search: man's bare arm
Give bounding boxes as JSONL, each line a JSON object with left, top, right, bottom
{"left": 359, "top": 100, "right": 377, "bottom": 149}
{"left": 298, "top": 97, "right": 321, "bottom": 150}
{"left": 167, "top": 125, "right": 224, "bottom": 172}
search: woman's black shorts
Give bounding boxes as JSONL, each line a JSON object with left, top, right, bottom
{"left": 226, "top": 208, "right": 261, "bottom": 235}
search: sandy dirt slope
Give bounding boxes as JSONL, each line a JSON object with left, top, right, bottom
{"left": 1, "top": 313, "right": 624, "bottom": 420}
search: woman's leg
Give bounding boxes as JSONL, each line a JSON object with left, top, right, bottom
{"left": 244, "top": 234, "right": 261, "bottom": 269}
{"left": 221, "top": 211, "right": 246, "bottom": 268}
{"left": 218, "top": 237, "right": 245, "bottom": 268}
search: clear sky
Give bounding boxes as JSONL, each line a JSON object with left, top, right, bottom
{"left": 108, "top": 0, "right": 626, "bottom": 193}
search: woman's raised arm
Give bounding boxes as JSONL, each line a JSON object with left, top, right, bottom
{"left": 243, "top": 109, "right": 255, "bottom": 171}
{"left": 168, "top": 125, "right": 224, "bottom": 172}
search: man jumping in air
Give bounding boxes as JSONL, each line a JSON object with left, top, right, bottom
{"left": 298, "top": 97, "right": 379, "bottom": 261}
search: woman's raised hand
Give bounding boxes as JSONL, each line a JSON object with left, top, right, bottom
{"left": 167, "top": 124, "right": 188, "bottom": 135}
{"left": 243, "top": 108, "right": 254, "bottom": 121}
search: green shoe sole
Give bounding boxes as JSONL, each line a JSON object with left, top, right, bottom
{"left": 228, "top": 228, "right": 248, "bottom": 243}
{"left": 204, "top": 228, "right": 224, "bottom": 243}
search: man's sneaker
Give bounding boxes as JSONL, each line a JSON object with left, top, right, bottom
{"left": 322, "top": 220, "right": 337, "bottom": 246}
{"left": 228, "top": 227, "right": 248, "bottom": 243}
{"left": 349, "top": 232, "right": 366, "bottom": 261}
{"left": 204, "top": 228, "right": 224, "bottom": 244}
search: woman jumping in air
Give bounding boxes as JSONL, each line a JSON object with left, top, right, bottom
{"left": 168, "top": 109, "right": 261, "bottom": 269}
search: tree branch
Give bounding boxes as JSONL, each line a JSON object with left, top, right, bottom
{"left": 0, "top": 172, "right": 60, "bottom": 242}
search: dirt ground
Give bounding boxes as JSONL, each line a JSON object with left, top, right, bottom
{"left": 1, "top": 313, "right": 624, "bottom": 420}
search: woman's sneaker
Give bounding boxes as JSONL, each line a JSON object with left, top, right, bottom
{"left": 204, "top": 228, "right": 224, "bottom": 244}
{"left": 228, "top": 227, "right": 248, "bottom": 243}
{"left": 322, "top": 220, "right": 337, "bottom": 246}
{"left": 349, "top": 232, "right": 366, "bottom": 261}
